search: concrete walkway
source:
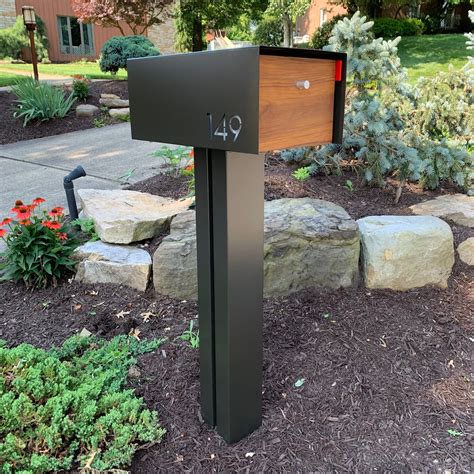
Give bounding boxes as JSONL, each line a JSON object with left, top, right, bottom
{"left": 0, "top": 123, "right": 165, "bottom": 219}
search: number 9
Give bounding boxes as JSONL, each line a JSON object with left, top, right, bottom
{"left": 229, "top": 115, "right": 242, "bottom": 142}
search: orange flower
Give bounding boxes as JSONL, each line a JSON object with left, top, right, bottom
{"left": 42, "top": 221, "right": 61, "bottom": 230}
{"left": 58, "top": 232, "right": 68, "bottom": 241}
{"left": 12, "top": 205, "right": 31, "bottom": 220}
{"left": 189, "top": 148, "right": 194, "bottom": 158}
{"left": 19, "top": 219, "right": 31, "bottom": 226}
{"left": 0, "top": 228, "right": 6, "bottom": 238}
{"left": 33, "top": 197, "right": 45, "bottom": 205}
{"left": 185, "top": 163, "right": 194, "bottom": 172}
{"left": 0, "top": 218, "right": 12, "bottom": 226}
{"left": 49, "top": 207, "right": 65, "bottom": 218}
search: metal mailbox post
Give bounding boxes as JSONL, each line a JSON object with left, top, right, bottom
{"left": 128, "top": 46, "right": 347, "bottom": 443}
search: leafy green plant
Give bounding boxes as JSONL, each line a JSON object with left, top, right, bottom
{"left": 92, "top": 116, "right": 106, "bottom": 128}
{"left": 253, "top": 16, "right": 284, "bottom": 46}
{"left": 292, "top": 166, "right": 311, "bottom": 181}
{"left": 71, "top": 75, "right": 90, "bottom": 101}
{"left": 447, "top": 429, "right": 463, "bottom": 437}
{"left": 72, "top": 217, "right": 99, "bottom": 242}
{"left": 0, "top": 198, "right": 78, "bottom": 288}
{"left": 345, "top": 179, "right": 354, "bottom": 192}
{"left": 99, "top": 35, "right": 159, "bottom": 74}
{"left": 0, "top": 335, "right": 166, "bottom": 472}
{"left": 372, "top": 17, "right": 425, "bottom": 39}
{"left": 12, "top": 78, "right": 76, "bottom": 126}
{"left": 152, "top": 146, "right": 193, "bottom": 178}
{"left": 294, "top": 378, "right": 305, "bottom": 388}
{"left": 178, "top": 320, "right": 200, "bottom": 348}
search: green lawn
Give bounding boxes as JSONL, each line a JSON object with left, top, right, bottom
{"left": 398, "top": 33, "right": 467, "bottom": 83}
{"left": 0, "top": 60, "right": 127, "bottom": 83}
{"left": 0, "top": 70, "right": 29, "bottom": 87}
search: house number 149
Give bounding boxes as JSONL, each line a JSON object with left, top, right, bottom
{"left": 207, "top": 113, "right": 242, "bottom": 142}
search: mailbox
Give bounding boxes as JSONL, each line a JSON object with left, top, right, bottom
{"left": 128, "top": 46, "right": 347, "bottom": 444}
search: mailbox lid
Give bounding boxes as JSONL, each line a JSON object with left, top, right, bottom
{"left": 128, "top": 47, "right": 261, "bottom": 154}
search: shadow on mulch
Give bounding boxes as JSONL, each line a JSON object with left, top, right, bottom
{"left": 0, "top": 80, "right": 128, "bottom": 145}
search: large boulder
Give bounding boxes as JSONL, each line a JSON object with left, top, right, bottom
{"left": 410, "top": 194, "right": 474, "bottom": 228}
{"left": 76, "top": 104, "right": 99, "bottom": 117}
{"left": 78, "top": 189, "right": 192, "bottom": 244}
{"left": 457, "top": 237, "right": 474, "bottom": 266}
{"left": 74, "top": 241, "right": 151, "bottom": 291}
{"left": 153, "top": 199, "right": 360, "bottom": 299}
{"left": 357, "top": 215, "right": 454, "bottom": 290}
{"left": 99, "top": 94, "right": 129, "bottom": 108}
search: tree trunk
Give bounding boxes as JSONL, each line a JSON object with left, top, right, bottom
{"left": 192, "top": 17, "right": 204, "bottom": 51}
{"left": 282, "top": 13, "right": 292, "bottom": 48}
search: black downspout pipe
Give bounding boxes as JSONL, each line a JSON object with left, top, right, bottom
{"left": 63, "top": 165, "right": 86, "bottom": 220}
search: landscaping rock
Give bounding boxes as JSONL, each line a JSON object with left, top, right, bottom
{"left": 74, "top": 240, "right": 151, "bottom": 291}
{"left": 457, "top": 237, "right": 474, "bottom": 266}
{"left": 153, "top": 199, "right": 360, "bottom": 299}
{"left": 78, "top": 189, "right": 192, "bottom": 244}
{"left": 410, "top": 194, "right": 474, "bottom": 228}
{"left": 100, "top": 96, "right": 129, "bottom": 108}
{"left": 357, "top": 215, "right": 454, "bottom": 290}
{"left": 108, "top": 107, "right": 130, "bottom": 120}
{"left": 76, "top": 104, "right": 99, "bottom": 117}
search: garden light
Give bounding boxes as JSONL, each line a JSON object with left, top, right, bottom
{"left": 64, "top": 166, "right": 87, "bottom": 220}
{"left": 21, "top": 6, "right": 39, "bottom": 81}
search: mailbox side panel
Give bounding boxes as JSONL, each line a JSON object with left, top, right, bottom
{"left": 128, "top": 48, "right": 260, "bottom": 154}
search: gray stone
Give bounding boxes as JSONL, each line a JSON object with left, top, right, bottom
{"left": 78, "top": 189, "right": 192, "bottom": 244}
{"left": 357, "top": 215, "right": 454, "bottom": 290}
{"left": 457, "top": 237, "right": 474, "bottom": 266}
{"left": 74, "top": 240, "right": 151, "bottom": 291}
{"left": 153, "top": 199, "right": 360, "bottom": 299}
{"left": 100, "top": 97, "right": 129, "bottom": 108}
{"left": 109, "top": 107, "right": 130, "bottom": 119}
{"left": 76, "top": 104, "right": 99, "bottom": 117}
{"left": 410, "top": 194, "right": 474, "bottom": 228}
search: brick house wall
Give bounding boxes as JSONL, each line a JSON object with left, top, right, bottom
{"left": 147, "top": 15, "right": 176, "bottom": 55}
{"left": 0, "top": 0, "right": 16, "bottom": 28}
{"left": 296, "top": 0, "right": 347, "bottom": 38}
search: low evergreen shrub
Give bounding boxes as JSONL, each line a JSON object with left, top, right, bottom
{"left": 372, "top": 17, "right": 425, "bottom": 39}
{"left": 99, "top": 35, "right": 159, "bottom": 74}
{"left": 12, "top": 78, "right": 76, "bottom": 126}
{"left": 309, "top": 14, "right": 348, "bottom": 50}
{"left": 0, "top": 335, "right": 166, "bottom": 472}
{"left": 253, "top": 17, "right": 284, "bottom": 46}
{"left": 0, "top": 198, "right": 77, "bottom": 288}
{"left": 0, "top": 16, "right": 49, "bottom": 61}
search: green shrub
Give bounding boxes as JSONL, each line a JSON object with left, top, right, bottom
{"left": 72, "top": 75, "right": 90, "bottom": 101}
{"left": 253, "top": 17, "right": 284, "bottom": 47}
{"left": 99, "top": 35, "right": 159, "bottom": 74}
{"left": 0, "top": 335, "right": 166, "bottom": 472}
{"left": 310, "top": 14, "right": 348, "bottom": 50}
{"left": 0, "top": 198, "right": 77, "bottom": 288}
{"left": 0, "top": 15, "right": 49, "bottom": 61}
{"left": 372, "top": 18, "right": 425, "bottom": 39}
{"left": 12, "top": 77, "right": 76, "bottom": 126}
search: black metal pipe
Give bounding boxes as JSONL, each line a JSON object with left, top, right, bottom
{"left": 63, "top": 165, "right": 86, "bottom": 220}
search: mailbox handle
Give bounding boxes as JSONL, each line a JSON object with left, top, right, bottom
{"left": 296, "top": 80, "right": 311, "bottom": 90}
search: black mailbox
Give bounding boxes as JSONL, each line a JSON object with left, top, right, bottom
{"left": 128, "top": 46, "right": 347, "bottom": 444}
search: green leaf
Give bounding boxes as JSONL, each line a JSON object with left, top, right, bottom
{"left": 294, "top": 378, "right": 306, "bottom": 388}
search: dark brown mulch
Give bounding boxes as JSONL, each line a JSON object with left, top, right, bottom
{"left": 1, "top": 163, "right": 472, "bottom": 471}
{"left": 0, "top": 262, "right": 472, "bottom": 472}
{"left": 0, "top": 80, "right": 128, "bottom": 145}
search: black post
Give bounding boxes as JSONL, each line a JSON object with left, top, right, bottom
{"left": 195, "top": 148, "right": 264, "bottom": 443}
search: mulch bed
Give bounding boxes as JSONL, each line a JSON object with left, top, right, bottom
{"left": 0, "top": 80, "right": 128, "bottom": 145}
{"left": 1, "top": 163, "right": 472, "bottom": 472}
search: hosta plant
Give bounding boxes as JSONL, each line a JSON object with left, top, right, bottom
{"left": 12, "top": 77, "right": 76, "bottom": 126}
{"left": 0, "top": 198, "right": 77, "bottom": 288}
{"left": 0, "top": 335, "right": 166, "bottom": 472}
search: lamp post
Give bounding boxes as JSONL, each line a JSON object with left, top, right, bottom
{"left": 22, "top": 6, "right": 39, "bottom": 81}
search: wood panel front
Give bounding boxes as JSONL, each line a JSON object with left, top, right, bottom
{"left": 258, "top": 56, "right": 336, "bottom": 152}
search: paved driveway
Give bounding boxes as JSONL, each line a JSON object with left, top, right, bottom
{"left": 0, "top": 123, "right": 165, "bottom": 219}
